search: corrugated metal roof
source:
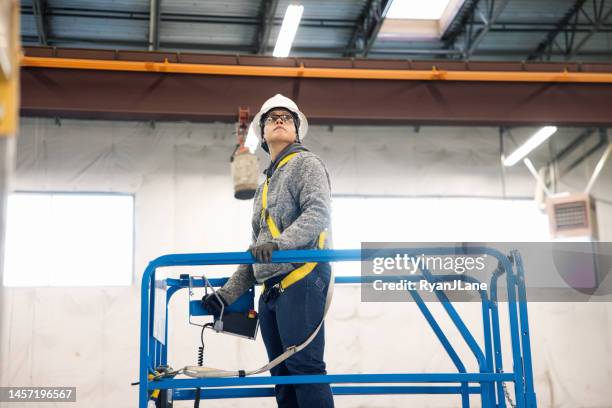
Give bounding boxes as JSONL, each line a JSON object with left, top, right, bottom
{"left": 161, "top": 0, "right": 261, "bottom": 18}
{"left": 475, "top": 31, "right": 542, "bottom": 52}
{"left": 51, "top": 15, "right": 148, "bottom": 43}
{"left": 465, "top": 0, "right": 612, "bottom": 60}
{"left": 571, "top": 31, "right": 612, "bottom": 55}
{"left": 265, "top": 25, "right": 352, "bottom": 51}
{"left": 46, "top": 0, "right": 150, "bottom": 13}
{"left": 20, "top": 13, "right": 38, "bottom": 39}
{"left": 499, "top": 0, "right": 578, "bottom": 23}
{"left": 18, "top": 0, "right": 612, "bottom": 61}
{"left": 275, "top": 0, "right": 366, "bottom": 21}
{"left": 161, "top": 21, "right": 257, "bottom": 46}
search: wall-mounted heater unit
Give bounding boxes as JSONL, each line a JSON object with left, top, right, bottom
{"left": 546, "top": 193, "right": 598, "bottom": 239}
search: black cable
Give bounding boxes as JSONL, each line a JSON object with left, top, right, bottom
{"left": 194, "top": 388, "right": 200, "bottom": 407}
{"left": 194, "top": 323, "right": 213, "bottom": 408}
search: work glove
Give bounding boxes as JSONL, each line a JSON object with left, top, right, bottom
{"left": 250, "top": 242, "right": 279, "bottom": 263}
{"left": 201, "top": 293, "right": 228, "bottom": 315}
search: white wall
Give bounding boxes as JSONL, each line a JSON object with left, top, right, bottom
{"left": 1, "top": 118, "right": 611, "bottom": 408}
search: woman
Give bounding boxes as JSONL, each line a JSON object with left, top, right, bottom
{"left": 203, "top": 94, "right": 334, "bottom": 408}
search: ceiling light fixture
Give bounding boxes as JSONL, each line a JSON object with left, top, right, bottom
{"left": 503, "top": 126, "right": 558, "bottom": 167}
{"left": 273, "top": 4, "right": 304, "bottom": 58}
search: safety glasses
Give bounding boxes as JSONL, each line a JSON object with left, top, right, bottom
{"left": 264, "top": 113, "right": 294, "bottom": 125}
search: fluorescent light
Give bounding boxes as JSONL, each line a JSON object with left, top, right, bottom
{"left": 503, "top": 126, "right": 558, "bottom": 167}
{"left": 386, "top": 0, "right": 452, "bottom": 20}
{"left": 273, "top": 4, "right": 304, "bottom": 58}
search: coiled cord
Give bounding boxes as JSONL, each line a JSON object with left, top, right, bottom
{"left": 197, "top": 346, "right": 204, "bottom": 366}
{"left": 194, "top": 322, "right": 213, "bottom": 408}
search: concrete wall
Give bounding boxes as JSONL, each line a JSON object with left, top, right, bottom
{"left": 1, "top": 118, "right": 611, "bottom": 407}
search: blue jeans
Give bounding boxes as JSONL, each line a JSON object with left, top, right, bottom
{"left": 258, "top": 262, "right": 335, "bottom": 408}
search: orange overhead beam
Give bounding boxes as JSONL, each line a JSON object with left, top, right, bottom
{"left": 21, "top": 56, "right": 612, "bottom": 84}
{"left": 20, "top": 51, "right": 612, "bottom": 126}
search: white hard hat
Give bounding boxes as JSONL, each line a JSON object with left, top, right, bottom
{"left": 249, "top": 94, "right": 309, "bottom": 152}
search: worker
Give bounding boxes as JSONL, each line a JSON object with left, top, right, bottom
{"left": 202, "top": 94, "right": 334, "bottom": 407}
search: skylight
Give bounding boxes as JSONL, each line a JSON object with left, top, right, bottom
{"left": 378, "top": 0, "right": 466, "bottom": 41}
{"left": 386, "top": 0, "right": 453, "bottom": 20}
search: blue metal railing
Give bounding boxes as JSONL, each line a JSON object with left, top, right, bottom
{"left": 139, "top": 247, "right": 537, "bottom": 407}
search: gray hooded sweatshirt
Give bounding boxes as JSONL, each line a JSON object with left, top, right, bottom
{"left": 218, "top": 144, "right": 332, "bottom": 304}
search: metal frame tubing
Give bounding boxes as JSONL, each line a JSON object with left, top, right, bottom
{"left": 139, "top": 247, "right": 536, "bottom": 407}
{"left": 512, "top": 250, "right": 537, "bottom": 407}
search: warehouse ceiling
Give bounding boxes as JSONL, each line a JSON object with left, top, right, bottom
{"left": 19, "top": 0, "right": 612, "bottom": 62}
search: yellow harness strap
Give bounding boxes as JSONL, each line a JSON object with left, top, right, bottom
{"left": 261, "top": 152, "right": 298, "bottom": 236}
{"left": 261, "top": 152, "right": 326, "bottom": 292}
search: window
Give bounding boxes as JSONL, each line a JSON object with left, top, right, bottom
{"left": 386, "top": 0, "right": 454, "bottom": 20}
{"left": 380, "top": 0, "right": 466, "bottom": 40}
{"left": 331, "top": 197, "right": 550, "bottom": 276}
{"left": 3, "top": 193, "right": 134, "bottom": 286}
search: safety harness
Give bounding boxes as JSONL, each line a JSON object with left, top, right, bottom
{"left": 261, "top": 152, "right": 327, "bottom": 298}
{"left": 179, "top": 151, "right": 334, "bottom": 379}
